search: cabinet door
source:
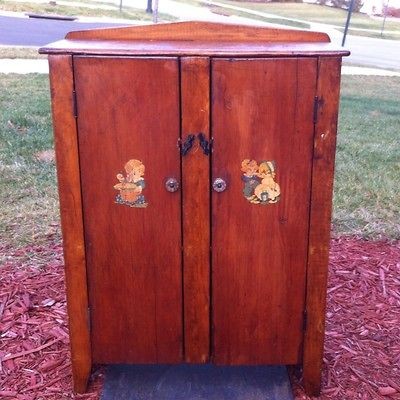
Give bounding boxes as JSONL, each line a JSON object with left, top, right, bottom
{"left": 211, "top": 58, "right": 317, "bottom": 364}
{"left": 74, "top": 57, "right": 182, "bottom": 363}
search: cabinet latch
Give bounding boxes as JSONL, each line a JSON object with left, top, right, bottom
{"left": 178, "top": 134, "right": 196, "bottom": 156}
{"left": 178, "top": 133, "right": 212, "bottom": 156}
{"left": 197, "top": 132, "right": 212, "bottom": 156}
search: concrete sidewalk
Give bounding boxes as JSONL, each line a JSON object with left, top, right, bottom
{"left": 1, "top": 58, "right": 400, "bottom": 76}
{"left": 0, "top": 58, "right": 48, "bottom": 74}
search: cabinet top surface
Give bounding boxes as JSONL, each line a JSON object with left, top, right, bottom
{"left": 39, "top": 21, "right": 350, "bottom": 57}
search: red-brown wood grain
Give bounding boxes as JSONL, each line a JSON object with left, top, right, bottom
{"left": 74, "top": 56, "right": 183, "bottom": 363}
{"left": 302, "top": 57, "right": 342, "bottom": 396}
{"left": 48, "top": 55, "right": 91, "bottom": 393}
{"left": 40, "top": 39, "right": 349, "bottom": 58}
{"left": 211, "top": 58, "right": 317, "bottom": 365}
{"left": 65, "top": 21, "right": 330, "bottom": 42}
{"left": 181, "top": 57, "right": 211, "bottom": 363}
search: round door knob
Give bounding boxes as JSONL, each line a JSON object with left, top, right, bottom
{"left": 213, "top": 178, "right": 227, "bottom": 193}
{"left": 165, "top": 178, "right": 179, "bottom": 192}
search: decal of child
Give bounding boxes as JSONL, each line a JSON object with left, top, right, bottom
{"left": 241, "top": 159, "right": 261, "bottom": 200}
{"left": 254, "top": 161, "right": 281, "bottom": 204}
{"left": 114, "top": 159, "right": 148, "bottom": 207}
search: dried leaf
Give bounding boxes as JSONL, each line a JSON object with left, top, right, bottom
{"left": 378, "top": 386, "right": 397, "bottom": 396}
{"left": 41, "top": 298, "right": 55, "bottom": 307}
{"left": 35, "top": 149, "right": 55, "bottom": 163}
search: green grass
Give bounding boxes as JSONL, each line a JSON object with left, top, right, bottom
{"left": 334, "top": 76, "right": 400, "bottom": 239}
{"left": 0, "top": 47, "right": 46, "bottom": 59}
{"left": 0, "top": 0, "right": 176, "bottom": 21}
{"left": 337, "top": 27, "right": 400, "bottom": 40}
{"left": 0, "top": 74, "right": 60, "bottom": 248}
{"left": 0, "top": 74, "right": 399, "bottom": 247}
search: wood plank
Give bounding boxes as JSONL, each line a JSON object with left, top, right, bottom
{"left": 64, "top": 21, "right": 330, "bottom": 43}
{"left": 181, "top": 57, "right": 210, "bottom": 363}
{"left": 39, "top": 40, "right": 350, "bottom": 58}
{"left": 48, "top": 55, "right": 91, "bottom": 393}
{"left": 74, "top": 56, "right": 183, "bottom": 364}
{"left": 211, "top": 58, "right": 317, "bottom": 365}
{"left": 302, "top": 57, "right": 342, "bottom": 396}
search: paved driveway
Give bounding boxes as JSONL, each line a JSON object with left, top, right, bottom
{"left": 0, "top": 14, "right": 132, "bottom": 46}
{"left": 343, "top": 35, "right": 400, "bottom": 70}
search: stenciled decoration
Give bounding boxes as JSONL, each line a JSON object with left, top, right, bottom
{"left": 114, "top": 159, "right": 148, "bottom": 208}
{"left": 241, "top": 159, "right": 281, "bottom": 205}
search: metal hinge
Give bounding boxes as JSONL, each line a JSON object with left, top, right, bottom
{"left": 303, "top": 309, "right": 308, "bottom": 332}
{"left": 72, "top": 90, "right": 78, "bottom": 118}
{"left": 313, "top": 96, "right": 320, "bottom": 124}
{"left": 87, "top": 306, "right": 91, "bottom": 331}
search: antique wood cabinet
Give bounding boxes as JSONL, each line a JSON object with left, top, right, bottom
{"left": 40, "top": 21, "right": 349, "bottom": 396}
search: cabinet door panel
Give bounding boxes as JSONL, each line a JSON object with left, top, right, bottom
{"left": 74, "top": 57, "right": 182, "bottom": 363}
{"left": 211, "top": 58, "right": 317, "bottom": 364}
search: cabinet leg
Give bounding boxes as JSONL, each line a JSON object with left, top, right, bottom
{"left": 72, "top": 363, "right": 91, "bottom": 393}
{"left": 302, "top": 363, "right": 322, "bottom": 397}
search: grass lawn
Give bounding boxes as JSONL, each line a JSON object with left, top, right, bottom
{"left": 334, "top": 75, "right": 400, "bottom": 239}
{"left": 0, "top": 0, "right": 176, "bottom": 21}
{"left": 336, "top": 27, "right": 400, "bottom": 40}
{"left": 0, "top": 73, "right": 399, "bottom": 251}
{"left": 0, "top": 74, "right": 59, "bottom": 250}
{"left": 179, "top": 0, "right": 400, "bottom": 39}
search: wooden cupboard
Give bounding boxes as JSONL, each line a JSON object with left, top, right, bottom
{"left": 40, "top": 21, "right": 349, "bottom": 396}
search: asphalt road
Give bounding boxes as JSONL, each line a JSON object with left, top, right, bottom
{"left": 346, "top": 36, "right": 400, "bottom": 70}
{"left": 331, "top": 33, "right": 400, "bottom": 70}
{"left": 0, "top": 15, "right": 132, "bottom": 46}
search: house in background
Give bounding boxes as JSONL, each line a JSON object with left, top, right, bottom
{"left": 361, "top": 0, "right": 400, "bottom": 15}
{"left": 307, "top": 0, "right": 400, "bottom": 16}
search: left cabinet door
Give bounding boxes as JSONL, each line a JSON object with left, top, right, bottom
{"left": 74, "top": 57, "right": 182, "bottom": 363}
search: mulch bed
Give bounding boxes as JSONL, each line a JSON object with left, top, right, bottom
{"left": 0, "top": 242, "right": 103, "bottom": 399}
{"left": 293, "top": 237, "right": 400, "bottom": 400}
{"left": 1, "top": 236, "right": 399, "bottom": 399}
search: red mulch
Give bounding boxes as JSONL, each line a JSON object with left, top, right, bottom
{"left": 293, "top": 237, "right": 400, "bottom": 400}
{"left": 0, "top": 242, "right": 103, "bottom": 399}
{"left": 1, "top": 236, "right": 399, "bottom": 399}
